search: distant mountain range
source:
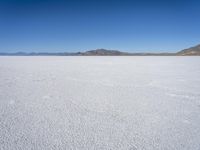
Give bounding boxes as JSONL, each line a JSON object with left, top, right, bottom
{"left": 1, "top": 44, "right": 200, "bottom": 56}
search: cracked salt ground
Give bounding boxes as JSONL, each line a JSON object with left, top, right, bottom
{"left": 8, "top": 100, "right": 15, "bottom": 105}
{"left": 0, "top": 56, "right": 200, "bottom": 150}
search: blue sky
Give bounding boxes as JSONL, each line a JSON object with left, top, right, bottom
{"left": 0, "top": 0, "right": 200, "bottom": 52}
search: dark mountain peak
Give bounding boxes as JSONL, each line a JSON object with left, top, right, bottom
{"left": 82, "top": 49, "right": 130, "bottom": 56}
{"left": 177, "top": 44, "right": 200, "bottom": 55}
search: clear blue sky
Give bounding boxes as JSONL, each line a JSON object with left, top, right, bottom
{"left": 0, "top": 0, "right": 200, "bottom": 53}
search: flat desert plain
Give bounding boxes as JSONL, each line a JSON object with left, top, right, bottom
{"left": 0, "top": 56, "right": 200, "bottom": 150}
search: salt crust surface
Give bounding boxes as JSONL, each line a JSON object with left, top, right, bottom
{"left": 0, "top": 56, "right": 200, "bottom": 150}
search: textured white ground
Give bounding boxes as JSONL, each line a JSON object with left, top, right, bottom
{"left": 0, "top": 56, "right": 200, "bottom": 150}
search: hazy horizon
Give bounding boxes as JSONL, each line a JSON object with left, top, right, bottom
{"left": 0, "top": 48, "right": 189, "bottom": 54}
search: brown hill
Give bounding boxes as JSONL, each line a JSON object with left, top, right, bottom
{"left": 80, "top": 49, "right": 131, "bottom": 56}
{"left": 177, "top": 44, "right": 200, "bottom": 56}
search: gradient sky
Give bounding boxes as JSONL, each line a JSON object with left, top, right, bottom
{"left": 0, "top": 0, "right": 200, "bottom": 52}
